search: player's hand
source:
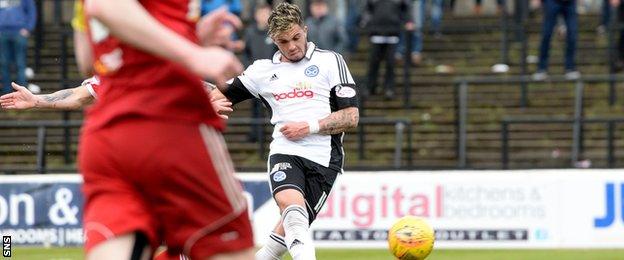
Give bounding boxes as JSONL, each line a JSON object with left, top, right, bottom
{"left": 280, "top": 122, "right": 310, "bottom": 141}
{"left": 530, "top": 0, "right": 541, "bottom": 9}
{"left": 186, "top": 46, "right": 243, "bottom": 88}
{"left": 211, "top": 98, "right": 233, "bottom": 119}
{"left": 196, "top": 7, "right": 242, "bottom": 49}
{"left": 0, "top": 82, "right": 37, "bottom": 109}
{"left": 611, "top": 0, "right": 620, "bottom": 7}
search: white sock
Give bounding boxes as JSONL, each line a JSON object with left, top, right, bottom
{"left": 282, "top": 205, "right": 316, "bottom": 260}
{"left": 255, "top": 232, "right": 287, "bottom": 260}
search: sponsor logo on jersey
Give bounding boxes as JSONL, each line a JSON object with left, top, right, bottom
{"left": 336, "top": 86, "right": 356, "bottom": 98}
{"left": 272, "top": 171, "right": 287, "bottom": 182}
{"left": 273, "top": 88, "right": 314, "bottom": 101}
{"left": 272, "top": 162, "right": 292, "bottom": 172}
{"left": 305, "top": 65, "right": 319, "bottom": 77}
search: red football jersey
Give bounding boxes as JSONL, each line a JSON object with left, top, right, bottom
{"left": 82, "top": 0, "right": 223, "bottom": 131}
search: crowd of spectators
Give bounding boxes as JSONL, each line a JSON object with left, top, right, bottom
{"left": 224, "top": 0, "right": 624, "bottom": 97}
{"left": 0, "top": 0, "right": 36, "bottom": 95}
{"left": 5, "top": 0, "right": 624, "bottom": 99}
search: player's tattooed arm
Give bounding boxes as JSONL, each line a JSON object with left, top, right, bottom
{"left": 39, "top": 89, "right": 74, "bottom": 106}
{"left": 1, "top": 82, "right": 93, "bottom": 110}
{"left": 279, "top": 107, "right": 359, "bottom": 141}
{"left": 318, "top": 107, "right": 359, "bottom": 135}
{"left": 36, "top": 86, "right": 94, "bottom": 109}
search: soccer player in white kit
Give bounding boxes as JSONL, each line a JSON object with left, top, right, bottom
{"left": 219, "top": 3, "right": 359, "bottom": 260}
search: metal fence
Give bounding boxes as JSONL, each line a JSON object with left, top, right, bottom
{"left": 0, "top": 117, "right": 412, "bottom": 174}
{"left": 501, "top": 117, "right": 624, "bottom": 169}
{"left": 454, "top": 74, "right": 624, "bottom": 169}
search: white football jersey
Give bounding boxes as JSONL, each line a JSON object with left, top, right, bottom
{"left": 234, "top": 42, "right": 358, "bottom": 169}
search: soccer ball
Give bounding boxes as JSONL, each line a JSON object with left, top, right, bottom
{"left": 387, "top": 216, "right": 435, "bottom": 260}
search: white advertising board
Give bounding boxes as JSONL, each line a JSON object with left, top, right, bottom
{"left": 1, "top": 170, "right": 623, "bottom": 249}
{"left": 245, "top": 170, "right": 624, "bottom": 249}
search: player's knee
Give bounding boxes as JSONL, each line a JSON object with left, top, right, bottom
{"left": 274, "top": 189, "right": 305, "bottom": 211}
{"left": 281, "top": 205, "right": 309, "bottom": 228}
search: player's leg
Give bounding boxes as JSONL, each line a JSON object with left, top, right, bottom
{"left": 272, "top": 158, "right": 340, "bottom": 260}
{"left": 87, "top": 232, "right": 151, "bottom": 260}
{"left": 301, "top": 163, "right": 339, "bottom": 225}
{"left": 144, "top": 122, "right": 253, "bottom": 259}
{"left": 79, "top": 126, "right": 161, "bottom": 260}
{"left": 296, "top": 158, "right": 340, "bottom": 258}
{"left": 265, "top": 154, "right": 315, "bottom": 260}
{"left": 275, "top": 190, "right": 315, "bottom": 260}
{"left": 255, "top": 221, "right": 287, "bottom": 260}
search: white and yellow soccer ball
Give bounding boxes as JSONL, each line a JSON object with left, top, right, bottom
{"left": 387, "top": 216, "right": 435, "bottom": 260}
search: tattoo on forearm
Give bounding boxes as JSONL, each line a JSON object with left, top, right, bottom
{"left": 40, "top": 89, "right": 74, "bottom": 108}
{"left": 42, "top": 89, "right": 73, "bottom": 102}
{"left": 319, "top": 108, "right": 359, "bottom": 135}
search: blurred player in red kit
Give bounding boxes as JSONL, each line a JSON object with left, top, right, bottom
{"left": 77, "top": 1, "right": 253, "bottom": 259}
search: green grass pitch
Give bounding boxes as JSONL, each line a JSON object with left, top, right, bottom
{"left": 10, "top": 247, "right": 624, "bottom": 260}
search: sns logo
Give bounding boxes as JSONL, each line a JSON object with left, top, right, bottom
{"left": 594, "top": 183, "right": 624, "bottom": 228}
{"left": 273, "top": 89, "right": 314, "bottom": 101}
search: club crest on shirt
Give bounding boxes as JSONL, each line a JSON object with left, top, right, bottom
{"left": 272, "top": 171, "right": 287, "bottom": 182}
{"left": 305, "top": 65, "right": 319, "bottom": 77}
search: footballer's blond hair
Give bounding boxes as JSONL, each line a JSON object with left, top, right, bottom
{"left": 268, "top": 2, "right": 304, "bottom": 38}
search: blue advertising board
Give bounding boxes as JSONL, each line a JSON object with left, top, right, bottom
{"left": 0, "top": 174, "right": 271, "bottom": 247}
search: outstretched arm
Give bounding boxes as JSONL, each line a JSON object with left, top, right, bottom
{"left": 0, "top": 82, "right": 94, "bottom": 110}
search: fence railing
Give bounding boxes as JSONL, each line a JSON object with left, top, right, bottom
{"left": 0, "top": 117, "right": 412, "bottom": 174}
{"left": 501, "top": 117, "right": 624, "bottom": 169}
{"left": 0, "top": 120, "right": 82, "bottom": 174}
{"left": 454, "top": 74, "right": 624, "bottom": 169}
{"left": 195, "top": 117, "right": 414, "bottom": 169}
{"left": 33, "top": 0, "right": 75, "bottom": 72}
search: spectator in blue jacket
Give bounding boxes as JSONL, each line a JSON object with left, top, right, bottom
{"left": 201, "top": 0, "right": 244, "bottom": 52}
{"left": 0, "top": 0, "right": 36, "bottom": 94}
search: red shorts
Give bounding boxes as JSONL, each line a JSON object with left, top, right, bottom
{"left": 79, "top": 119, "right": 253, "bottom": 258}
